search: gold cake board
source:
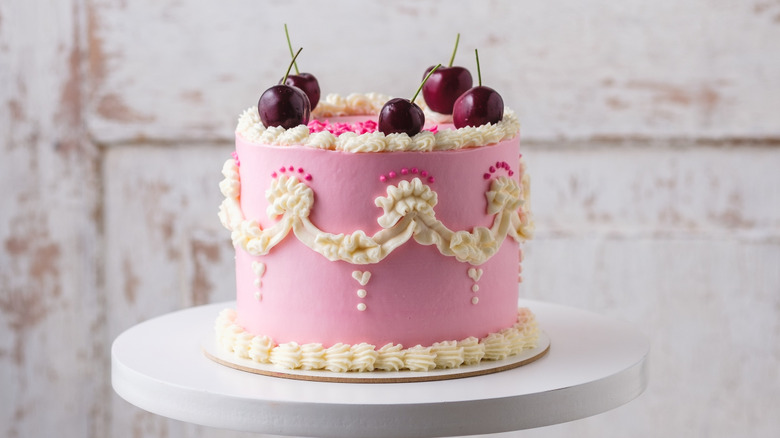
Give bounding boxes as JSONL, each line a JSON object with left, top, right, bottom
{"left": 202, "top": 331, "right": 550, "bottom": 383}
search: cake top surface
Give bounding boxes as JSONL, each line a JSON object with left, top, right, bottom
{"left": 236, "top": 93, "right": 520, "bottom": 153}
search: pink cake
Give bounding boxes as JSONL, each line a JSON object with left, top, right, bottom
{"left": 216, "top": 93, "right": 537, "bottom": 372}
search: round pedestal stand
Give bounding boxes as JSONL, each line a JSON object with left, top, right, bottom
{"left": 112, "top": 300, "right": 648, "bottom": 437}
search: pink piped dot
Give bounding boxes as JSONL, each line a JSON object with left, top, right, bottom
{"left": 379, "top": 175, "right": 387, "bottom": 182}
{"left": 508, "top": 171, "right": 514, "bottom": 176}
{"left": 271, "top": 172, "right": 277, "bottom": 178}
{"left": 411, "top": 168, "right": 419, "bottom": 174}
{"left": 305, "top": 174, "right": 312, "bottom": 181}
{"left": 288, "top": 166, "right": 294, "bottom": 171}
{"left": 428, "top": 176, "right": 435, "bottom": 183}
{"left": 421, "top": 170, "right": 428, "bottom": 177}
{"left": 401, "top": 168, "right": 408, "bottom": 175}
{"left": 489, "top": 166, "right": 496, "bottom": 173}
{"left": 483, "top": 173, "right": 491, "bottom": 180}
{"left": 388, "top": 171, "right": 396, "bottom": 178}
{"left": 280, "top": 167, "right": 286, "bottom": 172}
{"left": 298, "top": 167, "right": 304, "bottom": 173}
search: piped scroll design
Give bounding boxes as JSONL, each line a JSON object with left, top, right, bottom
{"left": 218, "top": 159, "right": 534, "bottom": 266}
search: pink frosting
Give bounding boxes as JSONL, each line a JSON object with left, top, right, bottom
{"left": 232, "top": 118, "right": 523, "bottom": 348}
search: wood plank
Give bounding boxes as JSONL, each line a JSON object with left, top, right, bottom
{"left": 520, "top": 237, "right": 780, "bottom": 438}
{"left": 0, "top": 1, "right": 105, "bottom": 437}
{"left": 523, "top": 142, "right": 780, "bottom": 239}
{"left": 85, "top": 0, "right": 780, "bottom": 143}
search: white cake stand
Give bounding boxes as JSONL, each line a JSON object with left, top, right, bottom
{"left": 112, "top": 300, "right": 649, "bottom": 437}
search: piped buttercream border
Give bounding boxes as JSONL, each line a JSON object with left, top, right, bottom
{"left": 218, "top": 164, "right": 535, "bottom": 265}
{"left": 236, "top": 93, "right": 521, "bottom": 153}
{"left": 214, "top": 307, "right": 539, "bottom": 372}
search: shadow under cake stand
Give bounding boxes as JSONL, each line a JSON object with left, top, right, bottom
{"left": 112, "top": 300, "right": 649, "bottom": 437}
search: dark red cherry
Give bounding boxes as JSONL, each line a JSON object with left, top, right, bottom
{"left": 285, "top": 72, "right": 320, "bottom": 110}
{"left": 452, "top": 86, "right": 503, "bottom": 128}
{"left": 452, "top": 49, "right": 504, "bottom": 128}
{"left": 421, "top": 34, "right": 473, "bottom": 114}
{"left": 378, "top": 64, "right": 441, "bottom": 136}
{"left": 422, "top": 66, "right": 473, "bottom": 114}
{"left": 378, "top": 98, "right": 425, "bottom": 136}
{"left": 258, "top": 84, "right": 311, "bottom": 129}
{"left": 282, "top": 25, "right": 321, "bottom": 110}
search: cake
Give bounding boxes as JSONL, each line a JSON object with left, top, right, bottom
{"left": 215, "top": 91, "right": 537, "bottom": 373}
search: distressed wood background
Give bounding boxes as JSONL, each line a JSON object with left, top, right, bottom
{"left": 1, "top": 1, "right": 779, "bottom": 437}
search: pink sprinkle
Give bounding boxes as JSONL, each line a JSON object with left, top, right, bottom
{"left": 483, "top": 173, "right": 491, "bottom": 180}
{"left": 411, "top": 167, "right": 419, "bottom": 174}
{"left": 428, "top": 176, "right": 435, "bottom": 183}
{"left": 298, "top": 167, "right": 304, "bottom": 173}
{"left": 307, "top": 120, "right": 328, "bottom": 133}
{"left": 429, "top": 125, "right": 439, "bottom": 134}
{"left": 231, "top": 151, "right": 240, "bottom": 166}
{"left": 421, "top": 170, "right": 428, "bottom": 177}
{"left": 401, "top": 168, "right": 409, "bottom": 175}
{"left": 305, "top": 174, "right": 312, "bottom": 181}
{"left": 379, "top": 175, "right": 387, "bottom": 182}
{"left": 355, "top": 120, "right": 378, "bottom": 135}
{"left": 388, "top": 171, "right": 396, "bottom": 178}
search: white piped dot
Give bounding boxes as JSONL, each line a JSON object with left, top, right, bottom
{"left": 472, "top": 284, "right": 479, "bottom": 293}
{"left": 471, "top": 297, "right": 479, "bottom": 305}
{"left": 254, "top": 291, "right": 262, "bottom": 301}
{"left": 357, "top": 303, "right": 367, "bottom": 311}
{"left": 357, "top": 289, "right": 367, "bottom": 298}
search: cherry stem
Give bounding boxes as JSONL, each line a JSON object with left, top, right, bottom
{"left": 448, "top": 33, "right": 460, "bottom": 67}
{"left": 412, "top": 63, "right": 441, "bottom": 102}
{"left": 284, "top": 24, "right": 300, "bottom": 75}
{"left": 475, "top": 49, "right": 482, "bottom": 86}
{"left": 282, "top": 47, "right": 303, "bottom": 84}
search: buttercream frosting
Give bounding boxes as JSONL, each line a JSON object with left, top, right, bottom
{"left": 236, "top": 93, "right": 520, "bottom": 153}
{"left": 219, "top": 166, "right": 534, "bottom": 265}
{"left": 215, "top": 307, "right": 539, "bottom": 372}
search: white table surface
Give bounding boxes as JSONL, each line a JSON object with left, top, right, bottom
{"left": 112, "top": 300, "right": 649, "bottom": 437}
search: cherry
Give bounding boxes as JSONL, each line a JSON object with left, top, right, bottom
{"left": 282, "top": 24, "right": 320, "bottom": 109}
{"left": 452, "top": 49, "right": 504, "bottom": 128}
{"left": 422, "top": 34, "right": 473, "bottom": 114}
{"left": 258, "top": 48, "right": 311, "bottom": 129}
{"left": 258, "top": 85, "right": 311, "bottom": 129}
{"left": 378, "top": 65, "right": 441, "bottom": 136}
{"left": 285, "top": 73, "right": 320, "bottom": 110}
{"left": 378, "top": 98, "right": 425, "bottom": 137}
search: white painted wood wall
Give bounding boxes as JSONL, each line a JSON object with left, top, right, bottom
{"left": 2, "top": 1, "right": 778, "bottom": 437}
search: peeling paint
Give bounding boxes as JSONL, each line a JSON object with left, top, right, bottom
{"left": 122, "top": 256, "right": 139, "bottom": 304}
{"left": 7, "top": 99, "right": 24, "bottom": 122}
{"left": 96, "top": 93, "right": 154, "bottom": 123}
{"left": 625, "top": 80, "right": 721, "bottom": 112}
{"left": 190, "top": 238, "right": 220, "bottom": 306}
{"left": 86, "top": 2, "right": 107, "bottom": 93}
{"left": 179, "top": 90, "right": 203, "bottom": 103}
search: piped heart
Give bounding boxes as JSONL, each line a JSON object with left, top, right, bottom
{"left": 468, "top": 267, "right": 483, "bottom": 282}
{"left": 352, "top": 270, "right": 371, "bottom": 286}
